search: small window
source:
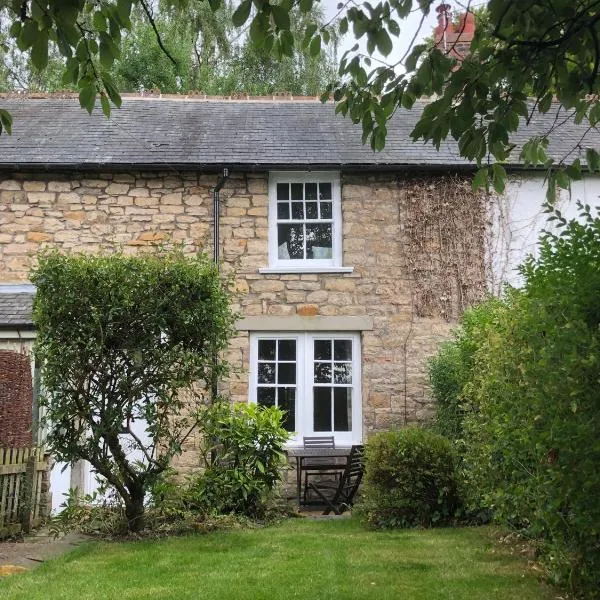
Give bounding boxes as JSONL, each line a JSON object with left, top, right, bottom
{"left": 269, "top": 172, "right": 342, "bottom": 270}
{"left": 250, "top": 332, "right": 362, "bottom": 446}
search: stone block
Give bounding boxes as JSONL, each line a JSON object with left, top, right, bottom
{"left": 105, "top": 183, "right": 130, "bottom": 195}
{"left": 0, "top": 180, "right": 21, "bottom": 191}
{"left": 27, "top": 231, "right": 52, "bottom": 243}
{"left": 23, "top": 181, "right": 46, "bottom": 192}
{"left": 48, "top": 181, "right": 72, "bottom": 192}
{"left": 297, "top": 304, "right": 319, "bottom": 316}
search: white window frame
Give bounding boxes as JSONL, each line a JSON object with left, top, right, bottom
{"left": 266, "top": 171, "right": 344, "bottom": 272}
{"left": 249, "top": 331, "right": 362, "bottom": 447}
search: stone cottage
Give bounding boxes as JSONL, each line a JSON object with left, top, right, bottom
{"left": 0, "top": 94, "right": 597, "bottom": 492}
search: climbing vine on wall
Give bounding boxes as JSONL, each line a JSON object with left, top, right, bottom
{"left": 399, "top": 174, "right": 487, "bottom": 321}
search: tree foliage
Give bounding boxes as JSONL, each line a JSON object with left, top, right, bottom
{"left": 0, "top": 1, "right": 334, "bottom": 101}
{"left": 429, "top": 207, "right": 600, "bottom": 596}
{"left": 2, "top": 1, "right": 599, "bottom": 193}
{"left": 31, "top": 249, "right": 235, "bottom": 532}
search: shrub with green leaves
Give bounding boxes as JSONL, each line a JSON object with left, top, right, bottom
{"left": 186, "top": 402, "right": 290, "bottom": 517}
{"left": 430, "top": 206, "right": 600, "bottom": 597}
{"left": 32, "top": 249, "right": 235, "bottom": 533}
{"left": 357, "top": 428, "right": 459, "bottom": 529}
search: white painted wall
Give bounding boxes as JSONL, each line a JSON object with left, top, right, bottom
{"left": 488, "top": 173, "right": 600, "bottom": 292}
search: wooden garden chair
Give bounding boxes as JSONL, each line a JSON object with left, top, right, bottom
{"left": 307, "top": 445, "right": 364, "bottom": 515}
{"left": 302, "top": 436, "right": 339, "bottom": 503}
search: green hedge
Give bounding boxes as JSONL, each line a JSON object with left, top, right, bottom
{"left": 357, "top": 428, "right": 459, "bottom": 528}
{"left": 429, "top": 208, "right": 600, "bottom": 598}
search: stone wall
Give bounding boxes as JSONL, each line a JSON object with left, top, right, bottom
{"left": 0, "top": 170, "right": 486, "bottom": 461}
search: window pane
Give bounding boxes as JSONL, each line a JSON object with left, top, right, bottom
{"left": 334, "top": 339, "right": 352, "bottom": 361}
{"left": 306, "top": 202, "right": 318, "bottom": 219}
{"left": 277, "top": 202, "right": 290, "bottom": 219}
{"left": 314, "top": 387, "right": 332, "bottom": 431}
{"left": 278, "top": 224, "right": 304, "bottom": 259}
{"left": 258, "top": 339, "right": 276, "bottom": 360}
{"left": 314, "top": 362, "right": 332, "bottom": 383}
{"left": 314, "top": 339, "right": 331, "bottom": 360}
{"left": 291, "top": 183, "right": 303, "bottom": 200}
{"left": 334, "top": 363, "right": 352, "bottom": 384}
{"left": 258, "top": 362, "right": 276, "bottom": 384}
{"left": 278, "top": 362, "right": 296, "bottom": 384}
{"left": 291, "top": 202, "right": 304, "bottom": 220}
{"left": 305, "top": 183, "right": 318, "bottom": 200}
{"left": 277, "top": 183, "right": 289, "bottom": 201}
{"left": 278, "top": 387, "right": 296, "bottom": 431}
{"left": 333, "top": 388, "right": 352, "bottom": 431}
{"left": 257, "top": 387, "right": 275, "bottom": 408}
{"left": 320, "top": 202, "right": 332, "bottom": 219}
{"left": 306, "top": 224, "right": 332, "bottom": 259}
{"left": 278, "top": 339, "right": 296, "bottom": 361}
{"left": 319, "top": 182, "right": 332, "bottom": 200}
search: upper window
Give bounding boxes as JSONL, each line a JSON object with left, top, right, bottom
{"left": 268, "top": 172, "right": 342, "bottom": 270}
{"left": 249, "top": 332, "right": 362, "bottom": 446}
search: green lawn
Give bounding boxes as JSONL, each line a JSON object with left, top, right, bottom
{"left": 0, "top": 519, "right": 555, "bottom": 600}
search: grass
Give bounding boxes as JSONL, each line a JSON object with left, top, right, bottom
{"left": 0, "top": 519, "right": 556, "bottom": 600}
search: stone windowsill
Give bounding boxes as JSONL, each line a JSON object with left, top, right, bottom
{"left": 258, "top": 266, "right": 354, "bottom": 274}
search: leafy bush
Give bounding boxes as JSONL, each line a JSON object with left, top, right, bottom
{"left": 186, "top": 402, "right": 290, "bottom": 517}
{"left": 429, "top": 297, "right": 505, "bottom": 444}
{"left": 357, "top": 428, "right": 459, "bottom": 529}
{"left": 430, "top": 207, "right": 600, "bottom": 597}
{"left": 32, "top": 249, "right": 235, "bottom": 532}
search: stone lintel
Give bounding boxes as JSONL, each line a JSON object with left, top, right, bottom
{"left": 236, "top": 315, "right": 373, "bottom": 332}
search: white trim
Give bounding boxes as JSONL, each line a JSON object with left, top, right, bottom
{"left": 249, "top": 331, "right": 362, "bottom": 447}
{"left": 258, "top": 267, "right": 354, "bottom": 274}
{"left": 0, "top": 330, "right": 36, "bottom": 340}
{"left": 237, "top": 316, "right": 373, "bottom": 331}
{"left": 268, "top": 171, "right": 345, "bottom": 271}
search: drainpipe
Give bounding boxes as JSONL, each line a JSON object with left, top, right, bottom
{"left": 211, "top": 168, "right": 230, "bottom": 403}
{"left": 212, "top": 168, "right": 230, "bottom": 269}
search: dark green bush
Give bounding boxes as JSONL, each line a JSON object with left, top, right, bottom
{"left": 357, "top": 428, "right": 459, "bottom": 528}
{"left": 186, "top": 402, "right": 290, "bottom": 517}
{"left": 429, "top": 207, "right": 600, "bottom": 598}
{"left": 429, "top": 297, "right": 505, "bottom": 444}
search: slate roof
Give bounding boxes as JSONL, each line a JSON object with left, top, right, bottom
{"left": 0, "top": 96, "right": 597, "bottom": 171}
{"left": 0, "top": 293, "right": 34, "bottom": 328}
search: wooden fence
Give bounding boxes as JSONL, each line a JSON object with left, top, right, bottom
{"left": 0, "top": 448, "right": 49, "bottom": 539}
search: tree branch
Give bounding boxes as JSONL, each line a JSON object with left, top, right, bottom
{"left": 140, "top": 0, "right": 178, "bottom": 67}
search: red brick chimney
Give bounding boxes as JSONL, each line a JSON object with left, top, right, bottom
{"left": 434, "top": 3, "right": 475, "bottom": 63}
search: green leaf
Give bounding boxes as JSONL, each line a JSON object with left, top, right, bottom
{"left": 79, "top": 84, "right": 97, "bottom": 115}
{"left": 271, "top": 6, "right": 290, "bottom": 30}
{"left": 30, "top": 31, "right": 49, "bottom": 71}
{"left": 491, "top": 163, "right": 506, "bottom": 194}
{"left": 100, "top": 93, "right": 111, "bottom": 118}
{"left": 472, "top": 167, "right": 488, "bottom": 191}
{"left": 18, "top": 20, "right": 39, "bottom": 51}
{"left": 0, "top": 109, "right": 13, "bottom": 135}
{"left": 555, "top": 169, "right": 570, "bottom": 190}
{"left": 309, "top": 35, "right": 321, "bottom": 58}
{"left": 232, "top": 0, "right": 252, "bottom": 27}
{"left": 299, "top": 0, "right": 313, "bottom": 12}
{"left": 93, "top": 12, "right": 107, "bottom": 32}
{"left": 375, "top": 30, "right": 393, "bottom": 56}
{"left": 102, "top": 75, "right": 122, "bottom": 108}
{"left": 388, "top": 20, "right": 400, "bottom": 37}
{"left": 586, "top": 148, "right": 600, "bottom": 172}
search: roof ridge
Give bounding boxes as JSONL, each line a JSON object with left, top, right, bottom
{"left": 0, "top": 91, "right": 328, "bottom": 103}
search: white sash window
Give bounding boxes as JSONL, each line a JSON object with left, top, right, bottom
{"left": 249, "top": 332, "right": 362, "bottom": 446}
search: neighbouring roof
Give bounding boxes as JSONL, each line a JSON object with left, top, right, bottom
{"left": 0, "top": 95, "right": 597, "bottom": 171}
{"left": 0, "top": 293, "right": 34, "bottom": 329}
